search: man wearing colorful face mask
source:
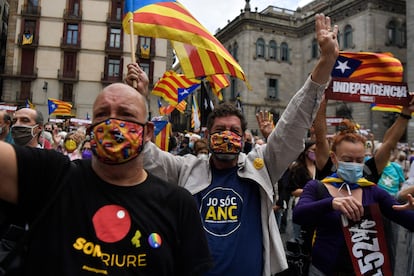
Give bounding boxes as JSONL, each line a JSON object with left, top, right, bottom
{"left": 0, "top": 110, "right": 14, "bottom": 144}
{"left": 130, "top": 14, "right": 343, "bottom": 276}
{"left": 11, "top": 107, "right": 44, "bottom": 148}
{"left": 293, "top": 127, "right": 414, "bottom": 276}
{"left": 0, "top": 83, "right": 212, "bottom": 275}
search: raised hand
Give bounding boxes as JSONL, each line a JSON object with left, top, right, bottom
{"left": 125, "top": 63, "right": 150, "bottom": 97}
{"left": 256, "top": 110, "right": 274, "bottom": 139}
{"left": 315, "top": 13, "right": 339, "bottom": 60}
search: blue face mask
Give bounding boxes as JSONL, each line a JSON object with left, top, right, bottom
{"left": 337, "top": 161, "right": 364, "bottom": 183}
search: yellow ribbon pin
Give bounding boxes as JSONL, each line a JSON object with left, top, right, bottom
{"left": 253, "top": 158, "right": 264, "bottom": 170}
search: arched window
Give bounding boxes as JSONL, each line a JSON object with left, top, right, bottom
{"left": 268, "top": 40, "right": 277, "bottom": 60}
{"left": 280, "top": 42, "right": 289, "bottom": 62}
{"left": 387, "top": 20, "right": 397, "bottom": 45}
{"left": 343, "top": 25, "right": 353, "bottom": 49}
{"left": 233, "top": 42, "right": 238, "bottom": 60}
{"left": 311, "top": 38, "right": 318, "bottom": 59}
{"left": 256, "top": 38, "right": 265, "bottom": 58}
{"left": 228, "top": 45, "right": 233, "bottom": 56}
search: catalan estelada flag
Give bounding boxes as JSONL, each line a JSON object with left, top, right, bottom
{"left": 172, "top": 41, "right": 250, "bottom": 89}
{"left": 22, "top": 33, "right": 33, "bottom": 45}
{"left": 123, "top": 0, "right": 250, "bottom": 89}
{"left": 152, "top": 70, "right": 200, "bottom": 106}
{"left": 152, "top": 119, "right": 171, "bottom": 151}
{"left": 331, "top": 52, "right": 403, "bottom": 82}
{"left": 25, "top": 98, "right": 35, "bottom": 109}
{"left": 48, "top": 98, "right": 72, "bottom": 116}
{"left": 206, "top": 74, "right": 229, "bottom": 101}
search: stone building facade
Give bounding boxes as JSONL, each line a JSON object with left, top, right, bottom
{"left": 216, "top": 0, "right": 410, "bottom": 142}
{"left": 0, "top": 0, "right": 173, "bottom": 120}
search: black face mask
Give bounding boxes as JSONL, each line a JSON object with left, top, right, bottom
{"left": 11, "top": 125, "right": 38, "bottom": 146}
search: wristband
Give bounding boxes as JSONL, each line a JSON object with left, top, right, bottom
{"left": 399, "top": 113, "right": 412, "bottom": 120}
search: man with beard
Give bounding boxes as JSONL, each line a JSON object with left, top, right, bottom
{"left": 125, "top": 13, "right": 339, "bottom": 276}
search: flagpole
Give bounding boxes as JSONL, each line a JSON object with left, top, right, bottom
{"left": 128, "top": 19, "right": 138, "bottom": 89}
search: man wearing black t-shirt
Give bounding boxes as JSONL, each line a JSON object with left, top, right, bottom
{"left": 0, "top": 83, "right": 212, "bottom": 275}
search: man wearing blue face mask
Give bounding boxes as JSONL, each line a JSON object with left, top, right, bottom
{"left": 127, "top": 13, "right": 341, "bottom": 276}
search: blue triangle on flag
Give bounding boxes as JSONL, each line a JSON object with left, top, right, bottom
{"left": 48, "top": 99, "right": 58, "bottom": 115}
{"left": 152, "top": 120, "right": 168, "bottom": 136}
{"left": 177, "top": 83, "right": 201, "bottom": 102}
{"left": 331, "top": 55, "right": 362, "bottom": 78}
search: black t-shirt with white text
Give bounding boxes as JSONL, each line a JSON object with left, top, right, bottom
{"left": 14, "top": 145, "right": 212, "bottom": 275}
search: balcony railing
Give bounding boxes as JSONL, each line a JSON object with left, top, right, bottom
{"left": 63, "top": 8, "right": 82, "bottom": 21}
{"left": 57, "top": 69, "right": 79, "bottom": 82}
{"left": 101, "top": 71, "right": 123, "bottom": 84}
{"left": 60, "top": 37, "right": 81, "bottom": 50}
{"left": 21, "top": 4, "right": 41, "bottom": 17}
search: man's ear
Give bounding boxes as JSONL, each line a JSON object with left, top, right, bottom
{"left": 145, "top": 121, "right": 154, "bottom": 142}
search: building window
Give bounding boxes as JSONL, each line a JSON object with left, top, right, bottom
{"left": 256, "top": 38, "right": 265, "bottom": 58}
{"left": 108, "top": 58, "right": 121, "bottom": 77}
{"left": 311, "top": 38, "right": 318, "bottom": 59}
{"left": 63, "top": 52, "right": 77, "bottom": 78}
{"left": 267, "top": 78, "right": 278, "bottom": 99}
{"left": 269, "top": 40, "right": 277, "bottom": 60}
{"left": 387, "top": 20, "right": 397, "bottom": 45}
{"left": 62, "top": 83, "right": 73, "bottom": 102}
{"left": 68, "top": 0, "right": 80, "bottom": 16}
{"left": 111, "top": 0, "right": 123, "bottom": 21}
{"left": 20, "top": 81, "right": 31, "bottom": 101}
{"left": 139, "top": 36, "right": 152, "bottom": 59}
{"left": 66, "top": 24, "right": 78, "bottom": 45}
{"left": 343, "top": 25, "right": 353, "bottom": 49}
{"left": 280, "top": 42, "right": 289, "bottom": 62}
{"left": 23, "top": 20, "right": 36, "bottom": 37}
{"left": 233, "top": 42, "right": 238, "bottom": 61}
{"left": 398, "top": 22, "right": 406, "bottom": 47}
{"left": 228, "top": 45, "right": 233, "bottom": 56}
{"left": 109, "top": 28, "right": 121, "bottom": 48}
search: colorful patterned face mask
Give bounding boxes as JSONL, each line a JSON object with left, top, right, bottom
{"left": 89, "top": 118, "right": 146, "bottom": 165}
{"left": 209, "top": 130, "right": 243, "bottom": 155}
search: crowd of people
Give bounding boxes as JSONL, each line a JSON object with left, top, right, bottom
{"left": 0, "top": 13, "right": 413, "bottom": 276}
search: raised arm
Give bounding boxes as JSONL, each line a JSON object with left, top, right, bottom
{"left": 0, "top": 141, "right": 19, "bottom": 203}
{"left": 313, "top": 97, "right": 330, "bottom": 171}
{"left": 374, "top": 101, "right": 414, "bottom": 174}
{"left": 310, "top": 14, "right": 339, "bottom": 85}
{"left": 263, "top": 14, "right": 339, "bottom": 184}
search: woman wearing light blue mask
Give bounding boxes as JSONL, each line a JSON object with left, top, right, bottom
{"left": 293, "top": 128, "right": 414, "bottom": 276}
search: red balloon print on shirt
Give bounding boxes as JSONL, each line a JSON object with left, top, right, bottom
{"left": 92, "top": 205, "right": 131, "bottom": 243}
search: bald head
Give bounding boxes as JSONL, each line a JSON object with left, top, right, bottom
{"left": 14, "top": 108, "right": 44, "bottom": 126}
{"left": 93, "top": 83, "right": 149, "bottom": 124}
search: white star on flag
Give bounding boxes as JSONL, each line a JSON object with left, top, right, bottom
{"left": 335, "top": 60, "right": 351, "bottom": 74}
{"left": 180, "top": 89, "right": 189, "bottom": 96}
